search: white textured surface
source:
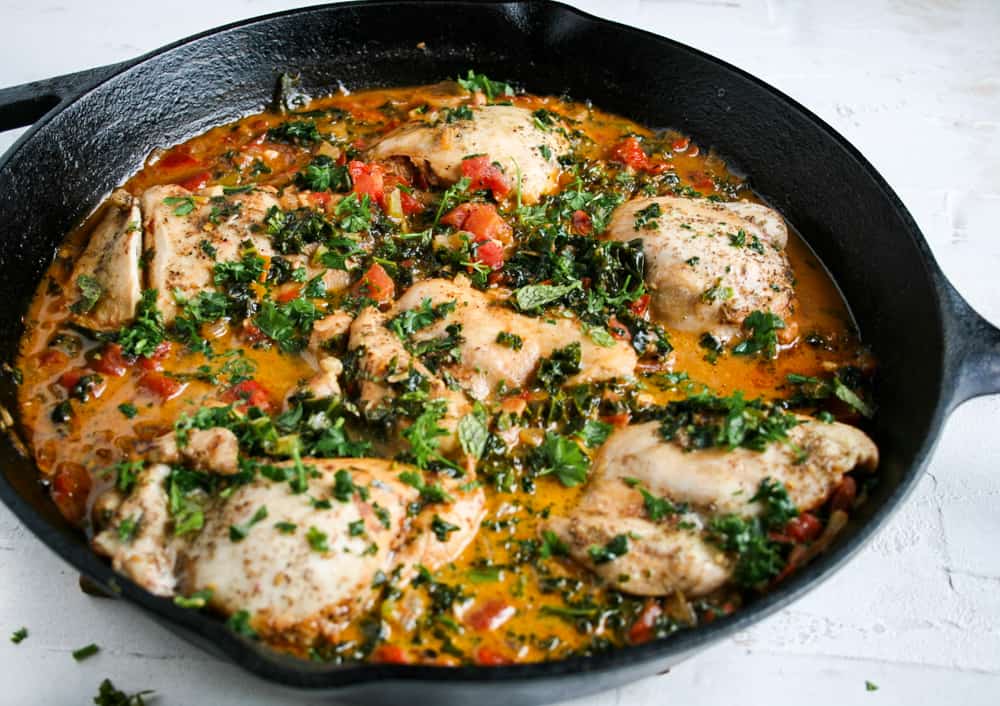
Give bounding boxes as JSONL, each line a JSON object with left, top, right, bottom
{"left": 1, "top": 1, "right": 999, "bottom": 704}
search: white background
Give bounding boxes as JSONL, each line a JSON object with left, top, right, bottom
{"left": 1, "top": 1, "right": 998, "bottom": 704}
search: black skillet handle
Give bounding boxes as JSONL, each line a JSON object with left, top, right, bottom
{"left": 942, "top": 277, "right": 1000, "bottom": 406}
{"left": 0, "top": 62, "right": 130, "bottom": 132}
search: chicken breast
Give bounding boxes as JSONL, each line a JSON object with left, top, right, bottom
{"left": 391, "top": 276, "right": 638, "bottom": 400}
{"left": 606, "top": 196, "right": 797, "bottom": 340}
{"left": 93, "top": 457, "right": 484, "bottom": 645}
{"left": 141, "top": 184, "right": 279, "bottom": 323}
{"left": 367, "top": 105, "right": 569, "bottom": 204}
{"left": 67, "top": 189, "right": 143, "bottom": 331}
{"left": 545, "top": 416, "right": 877, "bottom": 596}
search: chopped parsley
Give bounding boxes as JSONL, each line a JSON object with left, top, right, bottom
{"left": 117, "top": 403, "right": 138, "bottom": 419}
{"left": 306, "top": 526, "right": 330, "bottom": 552}
{"left": 495, "top": 331, "right": 523, "bottom": 350}
{"left": 116, "top": 289, "right": 165, "bottom": 358}
{"left": 633, "top": 202, "right": 662, "bottom": 230}
{"left": 163, "top": 195, "right": 196, "bottom": 216}
{"left": 456, "top": 70, "right": 514, "bottom": 100}
{"left": 657, "top": 391, "right": 799, "bottom": 452}
{"left": 173, "top": 589, "right": 213, "bottom": 609}
{"left": 732, "top": 310, "right": 785, "bottom": 359}
{"left": 431, "top": 514, "right": 460, "bottom": 542}
{"left": 267, "top": 120, "right": 321, "bottom": 145}
{"left": 92, "top": 679, "right": 153, "bottom": 706}
{"left": 536, "top": 342, "right": 581, "bottom": 390}
{"left": 532, "top": 431, "right": 590, "bottom": 487}
{"left": 72, "top": 643, "right": 100, "bottom": 661}
{"left": 10, "top": 627, "right": 27, "bottom": 644}
{"left": 69, "top": 274, "right": 102, "bottom": 314}
{"left": 228, "top": 505, "right": 268, "bottom": 542}
{"left": 225, "top": 610, "right": 258, "bottom": 639}
{"left": 587, "top": 534, "right": 629, "bottom": 564}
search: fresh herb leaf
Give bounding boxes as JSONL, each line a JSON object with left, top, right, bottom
{"left": 117, "top": 403, "right": 138, "bottom": 419}
{"left": 117, "top": 289, "right": 165, "bottom": 358}
{"left": 495, "top": 331, "right": 523, "bottom": 350}
{"left": 225, "top": 610, "right": 258, "bottom": 639}
{"left": 431, "top": 514, "right": 460, "bottom": 542}
{"left": 173, "top": 589, "right": 213, "bottom": 609}
{"left": 532, "top": 431, "right": 590, "bottom": 487}
{"left": 536, "top": 342, "right": 581, "bottom": 390}
{"left": 228, "top": 505, "right": 268, "bottom": 542}
{"left": 69, "top": 274, "right": 102, "bottom": 314}
{"left": 72, "top": 643, "right": 100, "bottom": 661}
{"left": 513, "top": 281, "right": 581, "bottom": 311}
{"left": 587, "top": 534, "right": 629, "bottom": 564}
{"left": 306, "top": 526, "right": 330, "bottom": 552}
{"left": 575, "top": 419, "right": 612, "bottom": 448}
{"left": 10, "top": 627, "right": 27, "bottom": 644}
{"left": 732, "top": 310, "right": 786, "bottom": 359}
{"left": 458, "top": 408, "right": 489, "bottom": 460}
{"left": 456, "top": 70, "right": 514, "bottom": 100}
{"left": 267, "top": 120, "right": 321, "bottom": 145}
{"left": 163, "top": 195, "right": 196, "bottom": 216}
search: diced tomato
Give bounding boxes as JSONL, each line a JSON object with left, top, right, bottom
{"left": 465, "top": 599, "right": 516, "bottom": 632}
{"left": 275, "top": 283, "right": 303, "bottom": 303}
{"left": 241, "top": 321, "right": 268, "bottom": 344}
{"left": 628, "top": 293, "right": 651, "bottom": 317}
{"left": 158, "top": 149, "right": 200, "bottom": 170}
{"left": 610, "top": 136, "right": 650, "bottom": 170}
{"left": 472, "top": 239, "right": 505, "bottom": 271}
{"left": 461, "top": 155, "right": 512, "bottom": 201}
{"left": 602, "top": 412, "right": 631, "bottom": 428}
{"left": 475, "top": 646, "right": 512, "bottom": 666}
{"left": 830, "top": 476, "right": 857, "bottom": 512}
{"left": 370, "top": 644, "right": 410, "bottom": 664}
{"left": 223, "top": 379, "right": 273, "bottom": 413}
{"left": 399, "top": 189, "right": 424, "bottom": 215}
{"left": 178, "top": 170, "right": 212, "bottom": 191}
{"left": 607, "top": 315, "right": 631, "bottom": 342}
{"left": 628, "top": 599, "right": 663, "bottom": 645}
{"left": 139, "top": 371, "right": 185, "bottom": 400}
{"left": 352, "top": 263, "right": 395, "bottom": 304}
{"left": 688, "top": 170, "right": 715, "bottom": 191}
{"left": 137, "top": 341, "right": 172, "bottom": 371}
{"left": 671, "top": 137, "right": 690, "bottom": 152}
{"left": 348, "top": 160, "right": 386, "bottom": 206}
{"left": 784, "top": 513, "right": 823, "bottom": 543}
{"left": 441, "top": 202, "right": 513, "bottom": 246}
{"left": 307, "top": 190, "right": 333, "bottom": 207}
{"left": 50, "top": 462, "right": 92, "bottom": 525}
{"left": 90, "top": 342, "right": 129, "bottom": 377}
{"left": 571, "top": 209, "right": 593, "bottom": 235}
{"left": 57, "top": 369, "right": 85, "bottom": 390}
{"left": 38, "top": 349, "right": 69, "bottom": 368}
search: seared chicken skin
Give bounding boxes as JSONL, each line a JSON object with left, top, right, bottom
{"left": 66, "top": 189, "right": 143, "bottom": 331}
{"left": 367, "top": 105, "right": 569, "bottom": 204}
{"left": 606, "top": 196, "right": 797, "bottom": 340}
{"left": 93, "top": 456, "right": 484, "bottom": 644}
{"left": 545, "top": 417, "right": 878, "bottom": 596}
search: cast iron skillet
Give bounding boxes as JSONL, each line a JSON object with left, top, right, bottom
{"left": 0, "top": 2, "right": 997, "bottom": 704}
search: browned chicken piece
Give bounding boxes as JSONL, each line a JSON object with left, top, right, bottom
{"left": 91, "top": 463, "right": 176, "bottom": 595}
{"left": 545, "top": 416, "right": 877, "bottom": 596}
{"left": 308, "top": 310, "right": 354, "bottom": 354}
{"left": 367, "top": 105, "right": 569, "bottom": 204}
{"left": 140, "top": 184, "right": 279, "bottom": 323}
{"left": 66, "top": 189, "right": 143, "bottom": 331}
{"left": 294, "top": 356, "right": 344, "bottom": 401}
{"left": 145, "top": 427, "right": 240, "bottom": 476}
{"left": 348, "top": 305, "right": 471, "bottom": 454}
{"left": 93, "top": 458, "right": 484, "bottom": 645}
{"left": 391, "top": 276, "right": 637, "bottom": 400}
{"left": 605, "top": 196, "right": 797, "bottom": 341}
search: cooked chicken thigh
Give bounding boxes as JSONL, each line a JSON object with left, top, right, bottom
{"left": 391, "top": 276, "right": 638, "bottom": 400}
{"left": 367, "top": 105, "right": 569, "bottom": 204}
{"left": 545, "top": 416, "right": 877, "bottom": 596}
{"left": 606, "top": 196, "right": 797, "bottom": 340}
{"left": 67, "top": 189, "right": 143, "bottom": 331}
{"left": 141, "top": 184, "right": 279, "bottom": 323}
{"left": 93, "top": 457, "right": 484, "bottom": 644}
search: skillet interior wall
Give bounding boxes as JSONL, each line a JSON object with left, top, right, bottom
{"left": 0, "top": 0, "right": 940, "bottom": 575}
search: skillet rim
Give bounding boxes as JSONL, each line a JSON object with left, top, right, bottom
{"left": 0, "top": 0, "right": 957, "bottom": 689}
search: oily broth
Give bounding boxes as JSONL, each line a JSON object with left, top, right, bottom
{"left": 16, "top": 80, "right": 871, "bottom": 663}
